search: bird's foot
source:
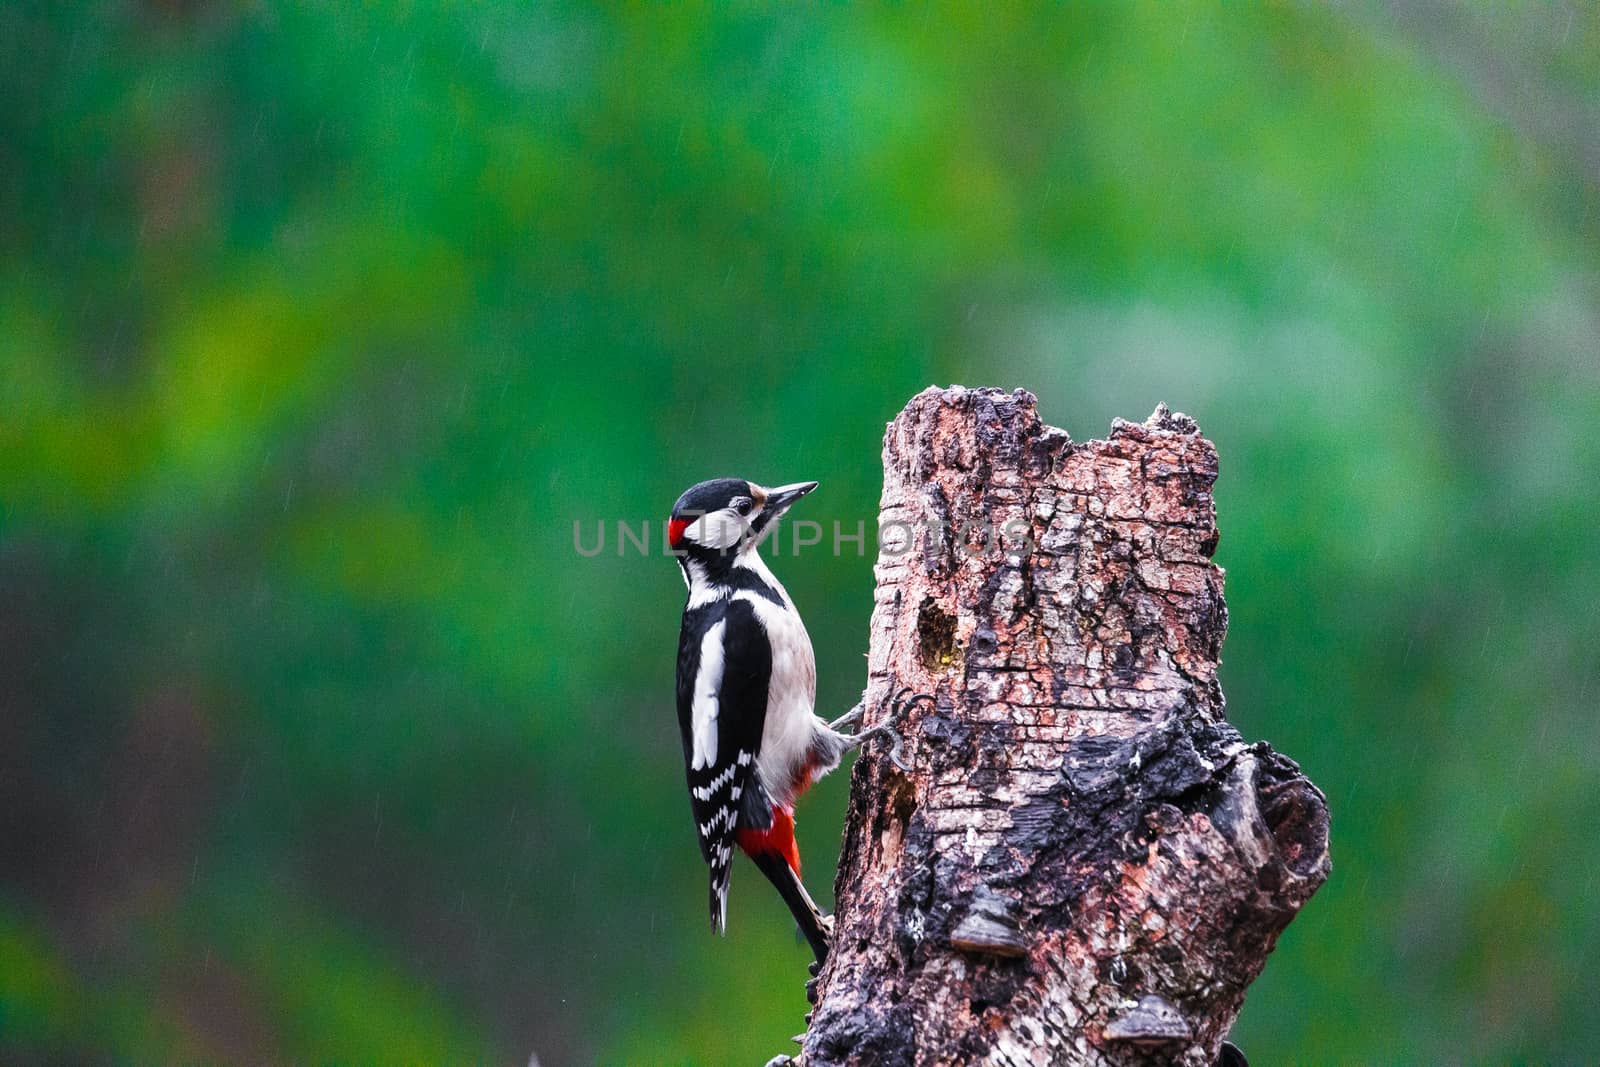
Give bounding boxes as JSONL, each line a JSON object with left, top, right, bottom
{"left": 827, "top": 698, "right": 864, "bottom": 732}
{"left": 838, "top": 687, "right": 933, "bottom": 772}
{"left": 763, "top": 1056, "right": 795, "bottom": 1067}
{"left": 804, "top": 931, "right": 829, "bottom": 1004}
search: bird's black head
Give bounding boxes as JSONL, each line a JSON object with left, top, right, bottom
{"left": 667, "top": 477, "right": 818, "bottom": 564}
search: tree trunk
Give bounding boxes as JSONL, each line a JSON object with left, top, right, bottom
{"left": 802, "top": 387, "right": 1330, "bottom": 1067}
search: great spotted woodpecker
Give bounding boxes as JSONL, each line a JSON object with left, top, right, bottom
{"left": 668, "top": 477, "right": 907, "bottom": 965}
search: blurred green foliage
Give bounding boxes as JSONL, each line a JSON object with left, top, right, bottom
{"left": 2, "top": 3, "right": 1597, "bottom": 1063}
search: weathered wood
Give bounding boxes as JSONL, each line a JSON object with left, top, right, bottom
{"left": 802, "top": 387, "right": 1329, "bottom": 1067}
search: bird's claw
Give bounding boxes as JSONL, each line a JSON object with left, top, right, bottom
{"left": 888, "top": 686, "right": 937, "bottom": 723}
{"left": 855, "top": 687, "right": 932, "bottom": 772}
{"left": 878, "top": 724, "right": 911, "bottom": 772}
{"left": 804, "top": 954, "right": 826, "bottom": 1004}
{"left": 831, "top": 688, "right": 931, "bottom": 771}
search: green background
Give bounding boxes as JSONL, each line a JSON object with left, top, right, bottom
{"left": 3, "top": 4, "right": 1596, "bottom": 1063}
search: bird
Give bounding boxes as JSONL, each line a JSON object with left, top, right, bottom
{"left": 667, "top": 477, "right": 909, "bottom": 965}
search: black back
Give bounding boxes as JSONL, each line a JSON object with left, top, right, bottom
{"left": 675, "top": 594, "right": 772, "bottom": 930}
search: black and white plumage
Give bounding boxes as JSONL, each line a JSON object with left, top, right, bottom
{"left": 669, "top": 477, "right": 855, "bottom": 962}
{"left": 678, "top": 593, "right": 769, "bottom": 931}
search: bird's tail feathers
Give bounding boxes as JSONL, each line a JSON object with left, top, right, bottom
{"left": 748, "top": 849, "right": 831, "bottom": 965}
{"left": 709, "top": 850, "right": 732, "bottom": 935}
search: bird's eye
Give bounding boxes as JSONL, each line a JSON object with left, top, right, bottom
{"left": 734, "top": 498, "right": 753, "bottom": 516}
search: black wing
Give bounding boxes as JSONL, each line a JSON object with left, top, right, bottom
{"left": 675, "top": 596, "right": 771, "bottom": 933}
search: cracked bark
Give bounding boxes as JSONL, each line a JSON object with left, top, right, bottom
{"left": 800, "top": 387, "right": 1330, "bottom": 1067}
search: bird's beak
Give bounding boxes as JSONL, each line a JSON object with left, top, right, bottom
{"left": 748, "top": 480, "right": 817, "bottom": 543}
{"left": 762, "top": 480, "right": 818, "bottom": 515}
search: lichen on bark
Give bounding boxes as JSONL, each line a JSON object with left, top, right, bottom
{"left": 802, "top": 387, "right": 1330, "bottom": 1067}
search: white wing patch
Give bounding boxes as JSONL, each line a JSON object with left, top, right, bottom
{"left": 690, "top": 619, "right": 726, "bottom": 770}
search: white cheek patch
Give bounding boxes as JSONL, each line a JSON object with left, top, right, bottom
{"left": 683, "top": 508, "right": 748, "bottom": 551}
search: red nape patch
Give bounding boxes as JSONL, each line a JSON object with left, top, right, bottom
{"left": 668, "top": 517, "right": 691, "bottom": 547}
{"left": 736, "top": 804, "right": 801, "bottom": 876}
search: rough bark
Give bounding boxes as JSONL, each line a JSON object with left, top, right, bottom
{"left": 802, "top": 387, "right": 1330, "bottom": 1067}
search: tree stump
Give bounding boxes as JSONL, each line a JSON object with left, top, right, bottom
{"left": 802, "top": 387, "right": 1330, "bottom": 1066}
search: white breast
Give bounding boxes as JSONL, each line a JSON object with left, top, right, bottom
{"left": 732, "top": 556, "right": 818, "bottom": 807}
